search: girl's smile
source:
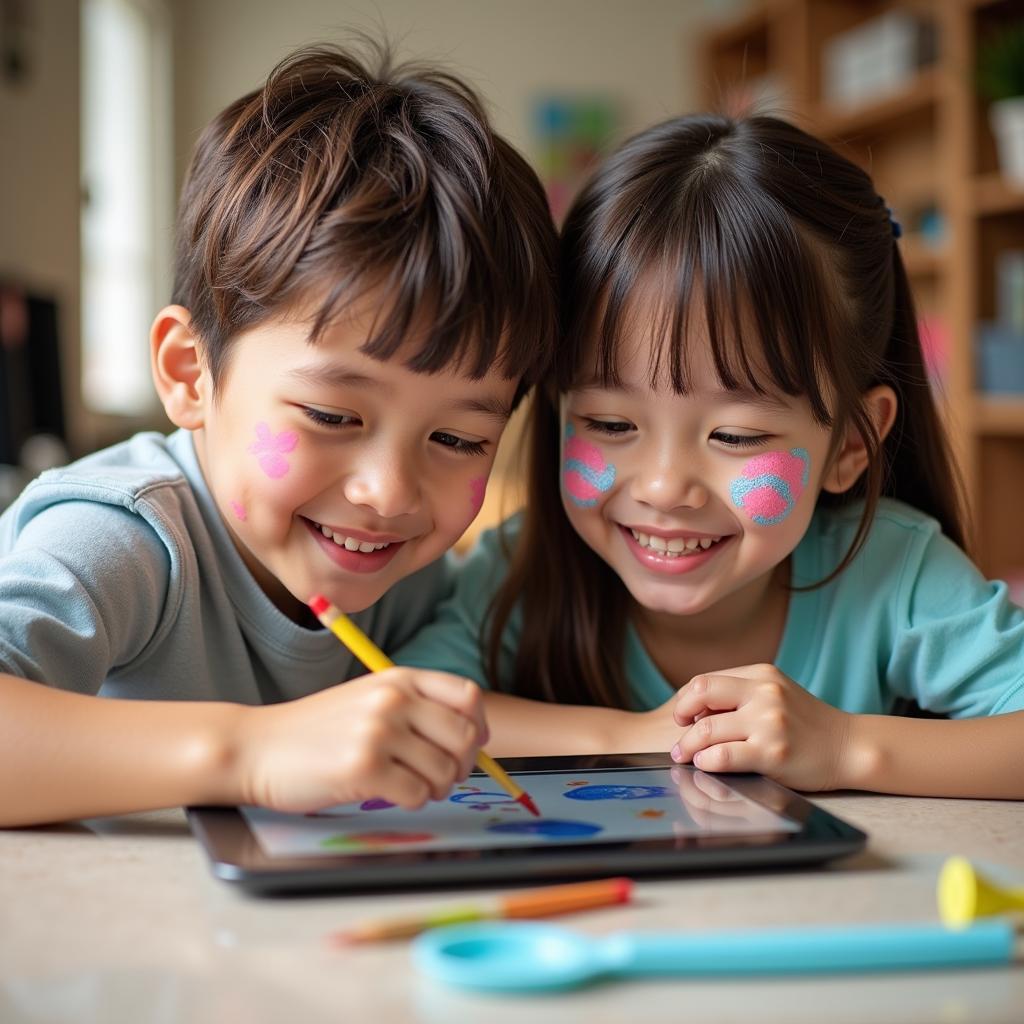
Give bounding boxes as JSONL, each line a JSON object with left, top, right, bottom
{"left": 620, "top": 524, "right": 731, "bottom": 575}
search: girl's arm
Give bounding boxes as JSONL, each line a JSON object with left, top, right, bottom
{"left": 844, "top": 710, "right": 1024, "bottom": 799}
{"left": 482, "top": 690, "right": 678, "bottom": 757}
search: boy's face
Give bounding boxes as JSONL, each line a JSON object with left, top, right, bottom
{"left": 191, "top": 305, "right": 516, "bottom": 620}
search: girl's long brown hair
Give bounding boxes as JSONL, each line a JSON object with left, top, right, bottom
{"left": 486, "top": 114, "right": 967, "bottom": 709}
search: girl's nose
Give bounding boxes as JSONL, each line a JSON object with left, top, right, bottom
{"left": 342, "top": 447, "right": 422, "bottom": 520}
{"left": 631, "top": 458, "right": 709, "bottom": 513}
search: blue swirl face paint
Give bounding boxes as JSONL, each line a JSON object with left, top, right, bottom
{"left": 730, "top": 448, "right": 810, "bottom": 526}
{"left": 562, "top": 423, "right": 616, "bottom": 508}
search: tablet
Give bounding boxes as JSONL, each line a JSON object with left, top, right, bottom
{"left": 188, "top": 753, "right": 866, "bottom": 894}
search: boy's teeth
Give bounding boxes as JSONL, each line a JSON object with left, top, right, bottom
{"left": 318, "top": 523, "right": 390, "bottom": 552}
{"left": 629, "top": 528, "right": 721, "bottom": 556}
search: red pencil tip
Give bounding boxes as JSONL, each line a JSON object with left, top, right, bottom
{"left": 308, "top": 594, "right": 330, "bottom": 616}
{"left": 518, "top": 793, "right": 541, "bottom": 817}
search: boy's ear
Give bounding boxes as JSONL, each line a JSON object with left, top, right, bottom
{"left": 820, "top": 385, "right": 898, "bottom": 495}
{"left": 150, "top": 305, "right": 208, "bottom": 430}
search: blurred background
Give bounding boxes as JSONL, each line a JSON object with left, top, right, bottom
{"left": 1, "top": 0, "right": 1023, "bottom": 589}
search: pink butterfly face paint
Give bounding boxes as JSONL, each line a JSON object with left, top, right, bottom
{"left": 730, "top": 448, "right": 810, "bottom": 526}
{"left": 469, "top": 476, "right": 487, "bottom": 517}
{"left": 248, "top": 422, "right": 299, "bottom": 479}
{"left": 562, "top": 423, "right": 616, "bottom": 508}
{"left": 229, "top": 500, "right": 248, "bottom": 522}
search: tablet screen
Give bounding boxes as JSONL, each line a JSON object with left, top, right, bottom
{"left": 240, "top": 765, "right": 801, "bottom": 859}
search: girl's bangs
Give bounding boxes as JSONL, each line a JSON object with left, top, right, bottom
{"left": 567, "top": 178, "right": 838, "bottom": 427}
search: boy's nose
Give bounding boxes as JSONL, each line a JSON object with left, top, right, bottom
{"left": 342, "top": 447, "right": 422, "bottom": 520}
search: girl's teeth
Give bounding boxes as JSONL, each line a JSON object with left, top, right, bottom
{"left": 629, "top": 528, "right": 722, "bottom": 557}
{"left": 317, "top": 523, "right": 390, "bottom": 552}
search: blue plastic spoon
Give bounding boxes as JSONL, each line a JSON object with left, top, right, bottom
{"left": 412, "top": 919, "right": 1017, "bottom": 993}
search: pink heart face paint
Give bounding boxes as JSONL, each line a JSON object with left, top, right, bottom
{"left": 730, "top": 448, "right": 810, "bottom": 526}
{"left": 248, "top": 421, "right": 299, "bottom": 479}
{"left": 562, "top": 423, "right": 616, "bottom": 508}
{"left": 469, "top": 476, "right": 487, "bottom": 517}
{"left": 229, "top": 500, "right": 248, "bottom": 522}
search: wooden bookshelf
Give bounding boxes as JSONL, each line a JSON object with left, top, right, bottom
{"left": 700, "top": 0, "right": 1024, "bottom": 579}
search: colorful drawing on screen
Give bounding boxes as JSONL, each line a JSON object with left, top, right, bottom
{"left": 321, "top": 831, "right": 436, "bottom": 850}
{"left": 485, "top": 820, "right": 603, "bottom": 839}
{"left": 450, "top": 791, "right": 517, "bottom": 809}
{"left": 563, "top": 784, "right": 675, "bottom": 801}
{"left": 359, "top": 798, "right": 395, "bottom": 811}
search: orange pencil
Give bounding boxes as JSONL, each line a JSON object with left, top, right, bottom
{"left": 308, "top": 594, "right": 540, "bottom": 817}
{"left": 331, "top": 877, "right": 634, "bottom": 944}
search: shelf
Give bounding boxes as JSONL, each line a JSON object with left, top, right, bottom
{"left": 900, "top": 239, "right": 947, "bottom": 277}
{"left": 813, "top": 67, "right": 941, "bottom": 140}
{"left": 975, "top": 397, "right": 1024, "bottom": 436}
{"left": 973, "top": 173, "right": 1024, "bottom": 216}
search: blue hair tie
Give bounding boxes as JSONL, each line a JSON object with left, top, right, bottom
{"left": 885, "top": 206, "right": 902, "bottom": 240}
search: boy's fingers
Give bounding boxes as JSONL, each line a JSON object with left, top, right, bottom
{"left": 368, "top": 760, "right": 433, "bottom": 811}
{"left": 673, "top": 675, "right": 746, "bottom": 724}
{"left": 388, "top": 733, "right": 461, "bottom": 803}
{"left": 406, "top": 671, "right": 487, "bottom": 738}
{"left": 405, "top": 700, "right": 483, "bottom": 781}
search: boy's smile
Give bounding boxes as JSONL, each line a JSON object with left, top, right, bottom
{"left": 188, "top": 302, "right": 516, "bottom": 621}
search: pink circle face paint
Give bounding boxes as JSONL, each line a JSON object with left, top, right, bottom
{"left": 247, "top": 421, "right": 299, "bottom": 479}
{"left": 562, "top": 423, "right": 616, "bottom": 507}
{"left": 469, "top": 476, "right": 487, "bottom": 517}
{"left": 730, "top": 448, "right": 810, "bottom": 526}
{"left": 229, "top": 500, "right": 248, "bottom": 522}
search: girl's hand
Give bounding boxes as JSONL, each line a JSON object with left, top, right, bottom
{"left": 671, "top": 664, "right": 851, "bottom": 791}
{"left": 231, "top": 668, "right": 488, "bottom": 813}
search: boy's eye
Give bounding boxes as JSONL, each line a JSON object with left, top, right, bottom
{"left": 711, "top": 431, "right": 772, "bottom": 448}
{"left": 582, "top": 418, "right": 633, "bottom": 436}
{"left": 302, "top": 407, "right": 359, "bottom": 428}
{"left": 431, "top": 431, "right": 488, "bottom": 457}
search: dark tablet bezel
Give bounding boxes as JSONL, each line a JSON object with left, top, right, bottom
{"left": 188, "top": 753, "right": 866, "bottom": 894}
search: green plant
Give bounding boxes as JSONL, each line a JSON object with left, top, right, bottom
{"left": 977, "top": 23, "right": 1024, "bottom": 102}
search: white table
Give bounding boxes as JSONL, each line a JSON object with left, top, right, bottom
{"left": 1, "top": 794, "right": 1022, "bottom": 1023}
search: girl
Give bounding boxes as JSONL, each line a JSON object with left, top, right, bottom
{"left": 397, "top": 113, "right": 1024, "bottom": 799}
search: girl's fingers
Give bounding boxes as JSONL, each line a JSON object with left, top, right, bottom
{"left": 690, "top": 741, "right": 760, "bottom": 775}
{"left": 673, "top": 675, "right": 747, "bottom": 725}
{"left": 671, "top": 709, "right": 749, "bottom": 763}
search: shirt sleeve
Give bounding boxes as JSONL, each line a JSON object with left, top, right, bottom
{"left": 887, "top": 528, "right": 1024, "bottom": 717}
{"left": 392, "top": 523, "right": 521, "bottom": 688}
{"left": 0, "top": 500, "right": 171, "bottom": 693}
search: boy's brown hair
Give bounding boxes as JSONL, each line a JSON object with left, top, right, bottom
{"left": 172, "top": 42, "right": 557, "bottom": 394}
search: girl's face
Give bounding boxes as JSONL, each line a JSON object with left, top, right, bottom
{"left": 192, "top": 306, "right": 513, "bottom": 621}
{"left": 560, "top": 326, "right": 835, "bottom": 620}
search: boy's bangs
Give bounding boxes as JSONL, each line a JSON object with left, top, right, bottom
{"left": 568, "top": 178, "right": 837, "bottom": 426}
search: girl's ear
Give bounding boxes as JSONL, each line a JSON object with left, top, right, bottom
{"left": 820, "top": 385, "right": 898, "bottom": 495}
{"left": 150, "top": 305, "right": 208, "bottom": 430}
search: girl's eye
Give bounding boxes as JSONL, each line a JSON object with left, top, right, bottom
{"left": 431, "top": 431, "right": 488, "bottom": 457}
{"left": 582, "top": 418, "right": 633, "bottom": 436}
{"left": 302, "top": 407, "right": 359, "bottom": 428}
{"left": 711, "top": 431, "right": 772, "bottom": 448}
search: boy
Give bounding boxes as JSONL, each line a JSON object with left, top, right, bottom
{"left": 0, "top": 44, "right": 557, "bottom": 826}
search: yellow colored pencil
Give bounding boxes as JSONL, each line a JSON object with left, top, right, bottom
{"left": 308, "top": 594, "right": 540, "bottom": 817}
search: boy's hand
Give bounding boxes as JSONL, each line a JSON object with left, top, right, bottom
{"left": 232, "top": 668, "right": 488, "bottom": 813}
{"left": 671, "top": 664, "right": 851, "bottom": 792}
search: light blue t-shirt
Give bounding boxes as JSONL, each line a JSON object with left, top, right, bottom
{"left": 396, "top": 499, "right": 1024, "bottom": 718}
{"left": 0, "top": 430, "right": 451, "bottom": 702}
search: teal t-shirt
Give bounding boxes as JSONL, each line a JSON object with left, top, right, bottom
{"left": 395, "top": 498, "right": 1024, "bottom": 718}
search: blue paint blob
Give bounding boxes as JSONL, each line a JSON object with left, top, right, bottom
{"left": 563, "top": 784, "right": 675, "bottom": 801}
{"left": 486, "top": 819, "right": 603, "bottom": 838}
{"left": 450, "top": 791, "right": 515, "bottom": 807}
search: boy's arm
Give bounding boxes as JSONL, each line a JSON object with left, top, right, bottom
{"left": 0, "top": 673, "right": 244, "bottom": 826}
{"left": 842, "top": 710, "right": 1024, "bottom": 799}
